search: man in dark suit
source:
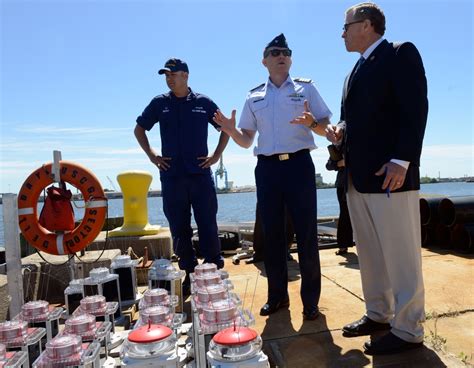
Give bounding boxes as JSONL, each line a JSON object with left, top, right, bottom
{"left": 326, "top": 2, "right": 428, "bottom": 355}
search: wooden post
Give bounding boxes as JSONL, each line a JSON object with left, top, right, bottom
{"left": 3, "top": 193, "right": 24, "bottom": 317}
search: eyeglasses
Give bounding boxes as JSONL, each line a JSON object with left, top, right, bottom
{"left": 343, "top": 20, "right": 365, "bottom": 32}
{"left": 264, "top": 48, "right": 292, "bottom": 58}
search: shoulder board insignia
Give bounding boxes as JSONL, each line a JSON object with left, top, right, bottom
{"left": 294, "top": 77, "right": 313, "bottom": 83}
{"left": 250, "top": 83, "right": 265, "bottom": 92}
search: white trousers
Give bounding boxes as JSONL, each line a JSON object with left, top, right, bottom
{"left": 347, "top": 180, "right": 425, "bottom": 343}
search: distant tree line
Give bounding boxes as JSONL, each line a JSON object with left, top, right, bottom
{"left": 420, "top": 176, "right": 439, "bottom": 184}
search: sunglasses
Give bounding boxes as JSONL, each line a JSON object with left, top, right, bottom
{"left": 265, "top": 48, "right": 292, "bottom": 58}
{"left": 343, "top": 20, "right": 365, "bottom": 32}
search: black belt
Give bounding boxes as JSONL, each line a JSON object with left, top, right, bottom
{"left": 257, "top": 149, "right": 309, "bottom": 161}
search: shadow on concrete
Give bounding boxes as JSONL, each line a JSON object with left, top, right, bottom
{"left": 422, "top": 246, "right": 474, "bottom": 260}
{"left": 262, "top": 312, "right": 371, "bottom": 367}
{"left": 336, "top": 251, "right": 361, "bottom": 270}
{"left": 260, "top": 307, "right": 296, "bottom": 342}
{"left": 371, "top": 345, "right": 448, "bottom": 367}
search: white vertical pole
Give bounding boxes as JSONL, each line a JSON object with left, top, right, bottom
{"left": 52, "top": 150, "right": 62, "bottom": 183}
{"left": 52, "top": 150, "right": 76, "bottom": 280}
{"left": 3, "top": 193, "right": 24, "bottom": 317}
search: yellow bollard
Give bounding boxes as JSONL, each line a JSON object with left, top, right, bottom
{"left": 109, "top": 171, "right": 161, "bottom": 237}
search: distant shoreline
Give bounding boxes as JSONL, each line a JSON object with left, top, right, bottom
{"left": 0, "top": 179, "right": 472, "bottom": 204}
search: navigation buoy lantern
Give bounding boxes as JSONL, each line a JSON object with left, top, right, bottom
{"left": 0, "top": 321, "right": 28, "bottom": 341}
{"left": 120, "top": 323, "right": 179, "bottom": 366}
{"left": 79, "top": 295, "right": 107, "bottom": 315}
{"left": 33, "top": 334, "right": 101, "bottom": 367}
{"left": 207, "top": 326, "right": 270, "bottom": 367}
{"left": 21, "top": 300, "right": 49, "bottom": 320}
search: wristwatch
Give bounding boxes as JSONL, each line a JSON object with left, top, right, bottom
{"left": 309, "top": 119, "right": 318, "bottom": 129}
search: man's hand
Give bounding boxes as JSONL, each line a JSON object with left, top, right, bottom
{"left": 198, "top": 154, "right": 220, "bottom": 168}
{"left": 149, "top": 155, "right": 171, "bottom": 171}
{"left": 213, "top": 109, "right": 237, "bottom": 135}
{"left": 325, "top": 124, "right": 343, "bottom": 144}
{"left": 290, "top": 100, "right": 316, "bottom": 127}
{"left": 375, "top": 161, "right": 407, "bottom": 191}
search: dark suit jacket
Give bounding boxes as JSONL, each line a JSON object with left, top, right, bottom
{"left": 339, "top": 40, "right": 428, "bottom": 193}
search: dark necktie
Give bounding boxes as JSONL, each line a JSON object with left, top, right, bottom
{"left": 348, "top": 56, "right": 365, "bottom": 89}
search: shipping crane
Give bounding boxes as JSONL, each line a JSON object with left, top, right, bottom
{"left": 106, "top": 176, "right": 118, "bottom": 192}
{"left": 214, "top": 156, "right": 229, "bottom": 191}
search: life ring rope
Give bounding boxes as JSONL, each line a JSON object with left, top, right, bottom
{"left": 18, "top": 161, "right": 107, "bottom": 255}
{"left": 56, "top": 233, "right": 65, "bottom": 255}
{"left": 86, "top": 200, "right": 108, "bottom": 208}
{"left": 18, "top": 207, "right": 35, "bottom": 216}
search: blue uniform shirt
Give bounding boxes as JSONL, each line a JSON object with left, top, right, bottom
{"left": 238, "top": 76, "right": 332, "bottom": 156}
{"left": 137, "top": 88, "right": 220, "bottom": 177}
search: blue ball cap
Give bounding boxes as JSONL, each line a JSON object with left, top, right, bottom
{"left": 158, "top": 58, "right": 189, "bottom": 75}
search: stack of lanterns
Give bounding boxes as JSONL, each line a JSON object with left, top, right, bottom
{"left": 190, "top": 263, "right": 249, "bottom": 334}
{"left": 136, "top": 288, "right": 184, "bottom": 335}
{"left": 148, "top": 259, "right": 185, "bottom": 313}
{"left": 189, "top": 263, "right": 255, "bottom": 367}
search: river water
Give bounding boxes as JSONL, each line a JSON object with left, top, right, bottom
{"left": 0, "top": 182, "right": 472, "bottom": 245}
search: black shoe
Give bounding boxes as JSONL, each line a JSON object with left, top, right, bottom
{"left": 342, "top": 315, "right": 391, "bottom": 337}
{"left": 259, "top": 297, "right": 290, "bottom": 316}
{"left": 335, "top": 248, "right": 348, "bottom": 255}
{"left": 364, "top": 332, "right": 423, "bottom": 355}
{"left": 302, "top": 307, "right": 320, "bottom": 321}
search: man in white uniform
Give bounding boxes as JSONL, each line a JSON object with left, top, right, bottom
{"left": 214, "top": 34, "right": 332, "bottom": 320}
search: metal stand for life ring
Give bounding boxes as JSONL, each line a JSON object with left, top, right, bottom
{"left": 51, "top": 150, "right": 78, "bottom": 281}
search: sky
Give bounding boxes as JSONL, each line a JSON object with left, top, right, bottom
{"left": 1, "top": 0, "right": 473, "bottom": 194}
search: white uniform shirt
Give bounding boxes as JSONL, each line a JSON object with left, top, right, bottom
{"left": 238, "top": 76, "right": 332, "bottom": 156}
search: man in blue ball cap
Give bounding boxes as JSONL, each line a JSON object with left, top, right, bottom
{"left": 135, "top": 57, "right": 229, "bottom": 294}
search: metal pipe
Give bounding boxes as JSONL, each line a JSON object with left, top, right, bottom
{"left": 435, "top": 224, "right": 451, "bottom": 248}
{"left": 421, "top": 225, "right": 436, "bottom": 247}
{"left": 450, "top": 223, "right": 474, "bottom": 254}
{"left": 419, "top": 196, "right": 445, "bottom": 226}
{"left": 439, "top": 196, "right": 474, "bottom": 227}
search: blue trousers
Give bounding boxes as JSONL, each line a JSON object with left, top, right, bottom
{"left": 161, "top": 174, "right": 223, "bottom": 271}
{"left": 255, "top": 150, "right": 321, "bottom": 310}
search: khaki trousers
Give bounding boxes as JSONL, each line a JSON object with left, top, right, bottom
{"left": 347, "top": 180, "right": 425, "bottom": 343}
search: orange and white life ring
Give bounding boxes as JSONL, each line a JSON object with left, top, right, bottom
{"left": 17, "top": 161, "right": 107, "bottom": 255}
